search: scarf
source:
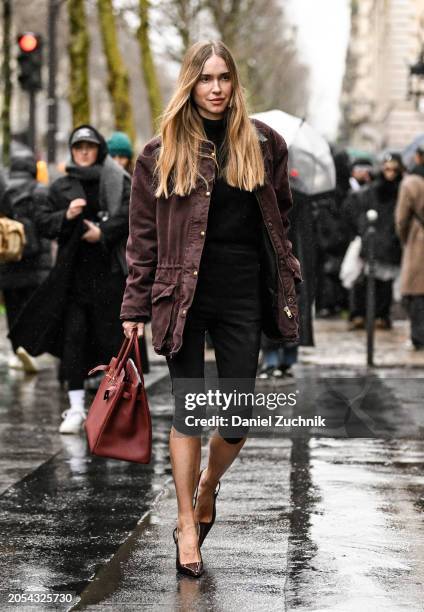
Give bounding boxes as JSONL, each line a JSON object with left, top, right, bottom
{"left": 65, "top": 162, "right": 102, "bottom": 183}
{"left": 65, "top": 155, "right": 128, "bottom": 217}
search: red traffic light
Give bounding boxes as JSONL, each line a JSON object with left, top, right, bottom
{"left": 18, "top": 33, "right": 39, "bottom": 53}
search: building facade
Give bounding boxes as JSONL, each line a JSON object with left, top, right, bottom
{"left": 341, "top": 0, "right": 424, "bottom": 151}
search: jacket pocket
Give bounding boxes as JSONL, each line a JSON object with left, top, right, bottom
{"left": 151, "top": 283, "right": 177, "bottom": 351}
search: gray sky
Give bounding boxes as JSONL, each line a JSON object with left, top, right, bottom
{"left": 286, "top": 0, "right": 351, "bottom": 141}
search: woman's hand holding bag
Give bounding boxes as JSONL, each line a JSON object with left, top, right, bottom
{"left": 122, "top": 321, "right": 145, "bottom": 338}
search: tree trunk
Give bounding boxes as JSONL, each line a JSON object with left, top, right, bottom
{"left": 97, "top": 0, "right": 135, "bottom": 142}
{"left": 137, "top": 0, "right": 162, "bottom": 132}
{"left": 67, "top": 0, "right": 90, "bottom": 126}
{"left": 1, "top": 0, "right": 12, "bottom": 166}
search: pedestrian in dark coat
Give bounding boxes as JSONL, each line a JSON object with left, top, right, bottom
{"left": 9, "top": 125, "right": 130, "bottom": 433}
{"left": 0, "top": 154, "right": 52, "bottom": 371}
{"left": 315, "top": 150, "right": 351, "bottom": 316}
{"left": 342, "top": 153, "right": 403, "bottom": 329}
{"left": 121, "top": 40, "right": 301, "bottom": 577}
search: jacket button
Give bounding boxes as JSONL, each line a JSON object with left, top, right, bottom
{"left": 193, "top": 270, "right": 198, "bottom": 276}
{"left": 206, "top": 191, "right": 211, "bottom": 196}
{"left": 200, "top": 231, "right": 205, "bottom": 236}
{"left": 181, "top": 309, "right": 187, "bottom": 316}
{"left": 288, "top": 296, "right": 295, "bottom": 304}
{"left": 268, "top": 222, "right": 273, "bottom": 228}
{"left": 211, "top": 152, "right": 215, "bottom": 157}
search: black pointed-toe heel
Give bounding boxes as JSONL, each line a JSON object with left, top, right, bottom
{"left": 193, "top": 470, "right": 221, "bottom": 548}
{"left": 173, "top": 525, "right": 204, "bottom": 578}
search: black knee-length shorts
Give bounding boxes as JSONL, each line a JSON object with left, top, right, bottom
{"left": 166, "top": 244, "right": 262, "bottom": 439}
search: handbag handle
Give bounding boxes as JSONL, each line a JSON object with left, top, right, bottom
{"left": 114, "top": 334, "right": 132, "bottom": 372}
{"left": 115, "top": 333, "right": 131, "bottom": 365}
{"left": 115, "top": 329, "right": 145, "bottom": 385}
{"left": 132, "top": 329, "right": 145, "bottom": 386}
{"left": 88, "top": 333, "right": 132, "bottom": 377}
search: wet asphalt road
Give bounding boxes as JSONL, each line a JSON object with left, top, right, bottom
{"left": 0, "top": 354, "right": 424, "bottom": 611}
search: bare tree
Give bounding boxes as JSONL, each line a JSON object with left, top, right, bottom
{"left": 205, "top": 0, "right": 309, "bottom": 114}
{"left": 204, "top": 0, "right": 242, "bottom": 50}
{"left": 158, "top": 0, "right": 204, "bottom": 60}
{"left": 97, "top": 0, "right": 135, "bottom": 141}
{"left": 1, "top": 0, "right": 12, "bottom": 165}
{"left": 68, "top": 0, "right": 91, "bottom": 125}
{"left": 137, "top": 0, "right": 162, "bottom": 131}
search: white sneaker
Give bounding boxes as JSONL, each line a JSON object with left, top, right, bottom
{"left": 59, "top": 408, "right": 86, "bottom": 434}
{"left": 16, "top": 347, "right": 39, "bottom": 373}
{"left": 8, "top": 353, "right": 24, "bottom": 369}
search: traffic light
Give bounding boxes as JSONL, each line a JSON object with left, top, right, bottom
{"left": 17, "top": 32, "right": 43, "bottom": 92}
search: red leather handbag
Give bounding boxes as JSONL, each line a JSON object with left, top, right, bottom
{"left": 85, "top": 330, "right": 152, "bottom": 463}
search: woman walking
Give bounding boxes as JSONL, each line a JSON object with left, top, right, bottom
{"left": 10, "top": 125, "right": 130, "bottom": 434}
{"left": 120, "top": 41, "right": 301, "bottom": 577}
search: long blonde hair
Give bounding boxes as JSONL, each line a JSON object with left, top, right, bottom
{"left": 155, "top": 41, "right": 265, "bottom": 198}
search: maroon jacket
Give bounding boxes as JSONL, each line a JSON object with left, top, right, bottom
{"left": 120, "top": 118, "right": 302, "bottom": 357}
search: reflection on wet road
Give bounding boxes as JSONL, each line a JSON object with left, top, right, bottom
{"left": 0, "top": 364, "right": 423, "bottom": 611}
{"left": 285, "top": 438, "right": 424, "bottom": 612}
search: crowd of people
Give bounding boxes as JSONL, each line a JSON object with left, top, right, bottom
{"left": 314, "top": 145, "right": 424, "bottom": 348}
{"left": 1, "top": 124, "right": 424, "bottom": 431}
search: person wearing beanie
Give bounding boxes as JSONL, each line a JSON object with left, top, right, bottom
{"left": 107, "top": 131, "right": 134, "bottom": 174}
{"left": 9, "top": 125, "right": 131, "bottom": 434}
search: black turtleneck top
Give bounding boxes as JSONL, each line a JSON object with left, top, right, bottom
{"left": 201, "top": 116, "right": 262, "bottom": 255}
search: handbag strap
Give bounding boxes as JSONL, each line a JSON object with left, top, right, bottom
{"left": 132, "top": 329, "right": 145, "bottom": 386}
{"left": 115, "top": 334, "right": 132, "bottom": 369}
{"left": 115, "top": 333, "right": 136, "bottom": 375}
{"left": 115, "top": 329, "right": 145, "bottom": 386}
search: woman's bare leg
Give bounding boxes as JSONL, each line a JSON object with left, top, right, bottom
{"left": 169, "top": 426, "right": 202, "bottom": 563}
{"left": 194, "top": 432, "right": 247, "bottom": 523}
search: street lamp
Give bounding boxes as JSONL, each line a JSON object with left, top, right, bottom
{"left": 366, "top": 209, "right": 378, "bottom": 367}
{"left": 407, "top": 46, "right": 424, "bottom": 111}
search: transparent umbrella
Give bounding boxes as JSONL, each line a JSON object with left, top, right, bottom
{"left": 252, "top": 109, "right": 336, "bottom": 196}
{"left": 402, "top": 133, "right": 424, "bottom": 170}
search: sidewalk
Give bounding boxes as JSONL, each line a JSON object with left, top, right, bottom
{"left": 74, "top": 436, "right": 424, "bottom": 611}
{"left": 1, "top": 313, "right": 424, "bottom": 611}
{"left": 75, "top": 437, "right": 293, "bottom": 611}
{"left": 298, "top": 318, "right": 424, "bottom": 368}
